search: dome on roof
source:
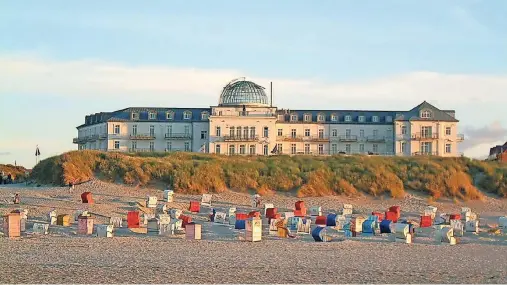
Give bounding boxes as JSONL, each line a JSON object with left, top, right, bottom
{"left": 218, "top": 78, "right": 269, "bottom": 107}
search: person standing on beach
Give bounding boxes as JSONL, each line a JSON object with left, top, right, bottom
{"left": 68, "top": 181, "right": 74, "bottom": 193}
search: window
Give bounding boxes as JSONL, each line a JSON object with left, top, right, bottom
{"left": 216, "top": 126, "right": 221, "bottom": 137}
{"left": 304, "top": 114, "right": 311, "bottom": 122}
{"left": 318, "top": 129, "right": 324, "bottom": 139}
{"left": 201, "top": 131, "right": 207, "bottom": 139}
{"left": 243, "top": 127, "right": 249, "bottom": 139}
{"left": 149, "top": 142, "right": 154, "bottom": 151}
{"left": 304, "top": 143, "right": 310, "bottom": 154}
{"left": 401, "top": 142, "right": 406, "bottom": 154}
{"left": 373, "top": 144, "right": 378, "bottom": 153}
{"left": 360, "top": 129, "right": 364, "bottom": 138}
{"left": 250, "top": 145, "right": 256, "bottom": 155}
{"left": 184, "top": 126, "right": 190, "bottom": 135}
{"left": 236, "top": 127, "right": 241, "bottom": 138}
{"left": 331, "top": 144, "right": 337, "bottom": 154}
{"left": 421, "top": 142, "right": 432, "bottom": 154}
{"left": 372, "top": 116, "right": 379, "bottom": 122}
{"left": 345, "top": 144, "right": 351, "bottom": 154}
{"left": 201, "top": 112, "right": 209, "bottom": 120}
{"left": 218, "top": 111, "right": 223, "bottom": 116}
{"left": 332, "top": 129, "right": 337, "bottom": 137}
{"left": 346, "top": 129, "right": 351, "bottom": 138}
{"left": 445, "top": 143, "right": 451, "bottom": 153}
{"left": 229, "top": 127, "right": 235, "bottom": 137}
{"left": 215, "top": 144, "right": 221, "bottom": 154}
{"left": 318, "top": 144, "right": 324, "bottom": 155}
{"left": 420, "top": 110, "right": 431, "bottom": 119}
{"left": 150, "top": 125, "right": 155, "bottom": 136}
{"left": 229, "top": 145, "right": 235, "bottom": 155}
{"left": 263, "top": 145, "right": 269, "bottom": 155}
{"left": 358, "top": 116, "right": 365, "bottom": 122}
{"left": 277, "top": 144, "right": 283, "bottom": 154}
{"left": 149, "top": 112, "right": 157, "bottom": 120}
{"left": 317, "top": 114, "right": 325, "bottom": 122}
{"left": 359, "top": 144, "right": 365, "bottom": 153}
{"left": 345, "top": 115, "right": 352, "bottom": 122}
{"left": 291, "top": 143, "right": 296, "bottom": 154}
{"left": 401, "top": 125, "right": 407, "bottom": 135}
{"left": 240, "top": 145, "right": 246, "bottom": 154}
{"left": 132, "top": 125, "right": 137, "bottom": 135}
{"left": 291, "top": 129, "right": 297, "bottom": 138}
{"left": 305, "top": 129, "right": 310, "bottom": 137}
{"left": 131, "top": 141, "right": 137, "bottom": 150}
{"left": 166, "top": 112, "right": 174, "bottom": 120}
{"left": 291, "top": 114, "right": 298, "bottom": 121}
{"left": 373, "top": 129, "right": 378, "bottom": 137}
{"left": 132, "top": 112, "right": 139, "bottom": 120}
{"left": 386, "top": 129, "right": 392, "bottom": 139}
{"left": 114, "top": 141, "right": 120, "bottom": 149}
{"left": 183, "top": 111, "right": 192, "bottom": 120}
{"left": 277, "top": 115, "right": 284, "bottom": 121}
{"left": 250, "top": 127, "right": 256, "bottom": 138}
{"left": 184, "top": 142, "right": 190, "bottom": 152}
{"left": 167, "top": 125, "right": 172, "bottom": 136}
{"left": 167, "top": 142, "right": 172, "bottom": 151}
{"left": 263, "top": 127, "right": 269, "bottom": 138}
{"left": 277, "top": 129, "right": 283, "bottom": 136}
{"left": 421, "top": 126, "right": 432, "bottom": 138}
{"left": 386, "top": 116, "right": 392, "bottom": 123}
{"left": 331, "top": 114, "right": 337, "bottom": 122}
{"left": 114, "top": 125, "right": 120, "bottom": 134}
{"left": 446, "top": 127, "right": 451, "bottom": 136}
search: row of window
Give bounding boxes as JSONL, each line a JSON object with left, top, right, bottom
{"left": 215, "top": 144, "right": 268, "bottom": 155}
{"left": 281, "top": 114, "right": 392, "bottom": 123}
{"left": 399, "top": 125, "right": 453, "bottom": 136}
{"left": 215, "top": 143, "right": 383, "bottom": 155}
{"left": 216, "top": 126, "right": 269, "bottom": 138}
{"left": 132, "top": 111, "right": 210, "bottom": 121}
{"left": 114, "top": 141, "right": 192, "bottom": 151}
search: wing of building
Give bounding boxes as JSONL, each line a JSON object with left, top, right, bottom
{"left": 74, "top": 78, "right": 464, "bottom": 157}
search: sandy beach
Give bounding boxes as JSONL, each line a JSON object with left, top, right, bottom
{"left": 1, "top": 180, "right": 507, "bottom": 283}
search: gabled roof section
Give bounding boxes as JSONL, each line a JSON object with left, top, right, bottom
{"left": 395, "top": 101, "right": 459, "bottom": 122}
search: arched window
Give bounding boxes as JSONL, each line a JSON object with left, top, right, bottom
{"left": 420, "top": 110, "right": 432, "bottom": 119}
{"left": 201, "top": 111, "right": 209, "bottom": 120}
{"left": 183, "top": 111, "right": 192, "bottom": 120}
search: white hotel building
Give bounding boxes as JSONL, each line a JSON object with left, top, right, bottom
{"left": 74, "top": 79, "right": 464, "bottom": 157}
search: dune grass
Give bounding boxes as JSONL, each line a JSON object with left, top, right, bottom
{"left": 0, "top": 164, "right": 30, "bottom": 181}
{"left": 29, "top": 150, "right": 507, "bottom": 199}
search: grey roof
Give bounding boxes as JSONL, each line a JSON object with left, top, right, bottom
{"left": 77, "top": 107, "right": 212, "bottom": 129}
{"left": 394, "top": 101, "right": 458, "bottom": 122}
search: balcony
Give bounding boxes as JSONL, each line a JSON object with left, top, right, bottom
{"left": 279, "top": 135, "right": 329, "bottom": 142}
{"left": 165, "top": 133, "right": 192, "bottom": 140}
{"left": 212, "top": 111, "right": 276, "bottom": 118}
{"left": 366, "top": 136, "right": 386, "bottom": 143}
{"left": 86, "top": 134, "right": 99, "bottom": 142}
{"left": 222, "top": 135, "right": 259, "bottom": 142}
{"left": 412, "top": 151, "right": 438, "bottom": 156}
{"left": 130, "top": 133, "right": 156, "bottom": 140}
{"left": 98, "top": 134, "right": 108, "bottom": 140}
{"left": 411, "top": 132, "right": 439, "bottom": 140}
{"left": 457, "top": 134, "right": 465, "bottom": 142}
{"left": 338, "top": 135, "right": 358, "bottom": 142}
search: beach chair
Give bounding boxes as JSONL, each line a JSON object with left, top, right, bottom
{"left": 201, "top": 194, "right": 212, "bottom": 207}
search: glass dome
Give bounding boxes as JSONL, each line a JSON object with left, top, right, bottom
{"left": 218, "top": 78, "right": 269, "bottom": 106}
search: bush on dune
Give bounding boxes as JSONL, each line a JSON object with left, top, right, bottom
{"left": 28, "top": 150, "right": 507, "bottom": 199}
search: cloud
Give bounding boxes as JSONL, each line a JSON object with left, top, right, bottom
{"left": 1, "top": 53, "right": 507, "bottom": 110}
{"left": 461, "top": 121, "right": 507, "bottom": 155}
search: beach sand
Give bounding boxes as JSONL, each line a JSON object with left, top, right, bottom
{"left": 1, "top": 180, "right": 506, "bottom": 283}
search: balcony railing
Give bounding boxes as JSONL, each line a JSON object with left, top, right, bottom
{"left": 457, "top": 134, "right": 465, "bottom": 142}
{"left": 127, "top": 148, "right": 190, "bottom": 153}
{"left": 412, "top": 151, "right": 438, "bottom": 156}
{"left": 86, "top": 134, "right": 99, "bottom": 142}
{"left": 212, "top": 111, "right": 276, "bottom": 117}
{"left": 165, "top": 133, "right": 192, "bottom": 139}
{"left": 411, "top": 132, "right": 439, "bottom": 140}
{"left": 130, "top": 133, "right": 156, "bottom": 140}
{"left": 338, "top": 135, "right": 358, "bottom": 142}
{"left": 98, "top": 134, "right": 108, "bottom": 139}
{"left": 279, "top": 135, "right": 329, "bottom": 142}
{"left": 366, "top": 136, "right": 386, "bottom": 143}
{"left": 222, "top": 135, "right": 259, "bottom": 142}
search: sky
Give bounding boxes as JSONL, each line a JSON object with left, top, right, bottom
{"left": 0, "top": 0, "right": 506, "bottom": 168}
